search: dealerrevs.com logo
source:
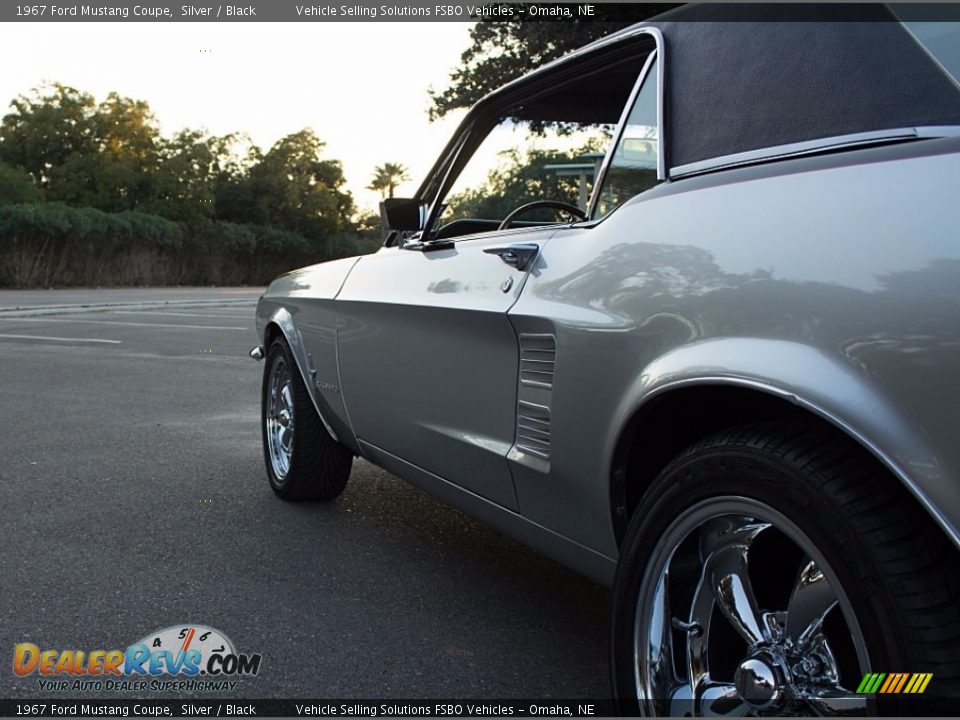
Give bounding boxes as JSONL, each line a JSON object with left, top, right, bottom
{"left": 13, "top": 624, "right": 262, "bottom": 692}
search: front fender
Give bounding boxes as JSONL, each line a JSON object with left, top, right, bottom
{"left": 256, "top": 304, "right": 345, "bottom": 445}
{"left": 612, "top": 337, "right": 960, "bottom": 549}
{"left": 254, "top": 256, "right": 364, "bottom": 453}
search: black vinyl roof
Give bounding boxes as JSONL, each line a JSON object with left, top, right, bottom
{"left": 645, "top": 4, "right": 960, "bottom": 168}
{"left": 476, "top": 4, "right": 960, "bottom": 172}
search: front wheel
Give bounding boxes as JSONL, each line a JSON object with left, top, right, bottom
{"left": 261, "top": 337, "right": 352, "bottom": 501}
{"left": 612, "top": 422, "right": 960, "bottom": 716}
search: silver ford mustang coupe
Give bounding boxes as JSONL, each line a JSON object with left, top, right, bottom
{"left": 252, "top": 6, "right": 960, "bottom": 715}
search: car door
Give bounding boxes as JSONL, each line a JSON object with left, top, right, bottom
{"left": 335, "top": 226, "right": 558, "bottom": 511}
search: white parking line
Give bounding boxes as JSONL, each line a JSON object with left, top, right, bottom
{"left": 110, "top": 310, "right": 253, "bottom": 319}
{"left": 5, "top": 317, "right": 246, "bottom": 331}
{"left": 0, "top": 333, "right": 121, "bottom": 344}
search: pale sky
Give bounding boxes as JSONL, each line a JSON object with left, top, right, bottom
{"left": 0, "top": 22, "right": 475, "bottom": 213}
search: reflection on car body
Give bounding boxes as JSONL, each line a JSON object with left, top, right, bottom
{"left": 253, "top": 7, "right": 960, "bottom": 715}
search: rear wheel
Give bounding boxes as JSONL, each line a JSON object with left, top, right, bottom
{"left": 261, "top": 337, "right": 352, "bottom": 500}
{"left": 612, "top": 422, "right": 960, "bottom": 716}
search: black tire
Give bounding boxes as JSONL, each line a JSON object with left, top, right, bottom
{"left": 261, "top": 337, "right": 352, "bottom": 501}
{"left": 612, "top": 421, "right": 960, "bottom": 716}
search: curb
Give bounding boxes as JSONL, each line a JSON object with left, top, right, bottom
{"left": 0, "top": 299, "right": 258, "bottom": 318}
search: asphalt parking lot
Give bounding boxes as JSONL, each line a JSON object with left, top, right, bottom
{"left": 1, "top": 288, "right": 610, "bottom": 700}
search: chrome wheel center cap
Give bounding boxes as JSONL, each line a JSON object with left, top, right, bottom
{"left": 735, "top": 657, "right": 781, "bottom": 709}
{"left": 278, "top": 410, "right": 291, "bottom": 427}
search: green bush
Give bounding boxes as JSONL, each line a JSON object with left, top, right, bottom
{"left": 0, "top": 203, "right": 374, "bottom": 288}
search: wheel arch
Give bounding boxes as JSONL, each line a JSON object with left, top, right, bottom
{"left": 262, "top": 319, "right": 282, "bottom": 349}
{"left": 608, "top": 339, "right": 960, "bottom": 553}
{"left": 260, "top": 307, "right": 345, "bottom": 447}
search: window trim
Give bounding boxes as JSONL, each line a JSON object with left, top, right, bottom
{"left": 588, "top": 27, "right": 666, "bottom": 221}
{"left": 669, "top": 126, "right": 960, "bottom": 179}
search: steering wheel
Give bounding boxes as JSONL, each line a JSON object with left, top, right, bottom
{"left": 498, "top": 200, "right": 587, "bottom": 231}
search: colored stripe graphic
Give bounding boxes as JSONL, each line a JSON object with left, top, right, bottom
{"left": 857, "top": 673, "right": 874, "bottom": 693}
{"left": 890, "top": 673, "right": 910, "bottom": 693}
{"left": 857, "top": 672, "right": 932, "bottom": 694}
{"left": 870, "top": 673, "right": 886, "bottom": 693}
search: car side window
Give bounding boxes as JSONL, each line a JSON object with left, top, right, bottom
{"left": 593, "top": 56, "right": 660, "bottom": 220}
{"left": 420, "top": 49, "right": 655, "bottom": 242}
{"left": 434, "top": 118, "right": 613, "bottom": 237}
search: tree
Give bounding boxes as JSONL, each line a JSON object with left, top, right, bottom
{"left": 144, "top": 129, "right": 239, "bottom": 224}
{"left": 367, "top": 162, "right": 410, "bottom": 199}
{"left": 47, "top": 91, "right": 161, "bottom": 211}
{"left": 0, "top": 160, "right": 41, "bottom": 204}
{"left": 0, "top": 81, "right": 361, "bottom": 286}
{"left": 0, "top": 83, "right": 97, "bottom": 191}
{"left": 0, "top": 85, "right": 163, "bottom": 211}
{"left": 236, "top": 129, "right": 355, "bottom": 240}
{"left": 428, "top": 6, "right": 676, "bottom": 120}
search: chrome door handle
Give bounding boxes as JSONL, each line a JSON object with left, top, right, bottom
{"left": 483, "top": 243, "right": 540, "bottom": 272}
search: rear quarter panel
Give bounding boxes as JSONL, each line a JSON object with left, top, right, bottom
{"left": 509, "top": 137, "right": 960, "bottom": 561}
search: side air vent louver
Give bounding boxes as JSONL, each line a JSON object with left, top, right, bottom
{"left": 519, "top": 333, "right": 556, "bottom": 389}
{"left": 517, "top": 400, "right": 551, "bottom": 459}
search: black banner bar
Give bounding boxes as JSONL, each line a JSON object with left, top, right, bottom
{"left": 5, "top": 697, "right": 960, "bottom": 717}
{"left": 0, "top": 700, "right": 618, "bottom": 718}
{"left": 1, "top": 2, "right": 960, "bottom": 23}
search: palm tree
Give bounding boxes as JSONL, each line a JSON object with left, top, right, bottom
{"left": 367, "top": 162, "right": 410, "bottom": 199}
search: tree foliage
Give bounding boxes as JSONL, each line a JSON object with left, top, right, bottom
{"left": 0, "top": 84, "right": 356, "bottom": 238}
{"left": 142, "top": 128, "right": 237, "bottom": 224}
{"left": 0, "top": 160, "right": 41, "bottom": 204}
{"left": 0, "top": 83, "right": 97, "bottom": 190}
{"left": 428, "top": 7, "right": 675, "bottom": 120}
{"left": 237, "top": 129, "right": 354, "bottom": 238}
{"left": 0, "top": 83, "right": 379, "bottom": 287}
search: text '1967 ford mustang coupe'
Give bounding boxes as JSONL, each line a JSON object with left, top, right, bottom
{"left": 252, "top": 6, "right": 960, "bottom": 715}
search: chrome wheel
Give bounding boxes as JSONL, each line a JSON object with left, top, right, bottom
{"left": 265, "top": 355, "right": 295, "bottom": 480}
{"left": 635, "top": 497, "right": 869, "bottom": 716}
{"left": 260, "top": 337, "right": 353, "bottom": 501}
